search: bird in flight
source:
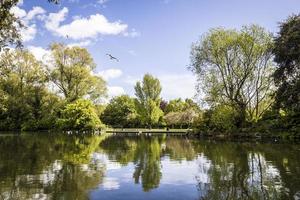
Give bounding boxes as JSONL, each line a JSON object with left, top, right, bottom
{"left": 106, "top": 54, "right": 119, "bottom": 62}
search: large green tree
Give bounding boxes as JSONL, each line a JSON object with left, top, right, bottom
{"left": 101, "top": 95, "right": 138, "bottom": 128}
{"left": 0, "top": 49, "right": 58, "bottom": 130}
{"left": 134, "top": 74, "right": 163, "bottom": 127}
{"left": 273, "top": 14, "right": 300, "bottom": 113}
{"left": 190, "top": 25, "right": 275, "bottom": 126}
{"left": 49, "top": 43, "right": 107, "bottom": 102}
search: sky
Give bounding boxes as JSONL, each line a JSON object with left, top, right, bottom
{"left": 12, "top": 0, "right": 300, "bottom": 101}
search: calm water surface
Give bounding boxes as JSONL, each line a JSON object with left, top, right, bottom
{"left": 0, "top": 133, "right": 300, "bottom": 200}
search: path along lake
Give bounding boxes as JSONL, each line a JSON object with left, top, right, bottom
{"left": 0, "top": 133, "right": 299, "bottom": 200}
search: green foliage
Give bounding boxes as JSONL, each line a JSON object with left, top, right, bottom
{"left": 190, "top": 25, "right": 275, "bottom": 126}
{"left": 164, "top": 99, "right": 201, "bottom": 128}
{"left": 165, "top": 98, "right": 186, "bottom": 113}
{"left": 0, "top": 45, "right": 108, "bottom": 131}
{"left": 194, "top": 105, "right": 239, "bottom": 134}
{"left": 57, "top": 99, "right": 103, "bottom": 131}
{"left": 49, "top": 43, "right": 107, "bottom": 102}
{"left": 254, "top": 110, "right": 300, "bottom": 136}
{"left": 135, "top": 74, "right": 162, "bottom": 104}
{"left": 0, "top": 0, "right": 58, "bottom": 51}
{"left": 0, "top": 0, "right": 22, "bottom": 51}
{"left": 0, "top": 133, "right": 107, "bottom": 199}
{"left": 135, "top": 99, "right": 164, "bottom": 127}
{"left": 101, "top": 95, "right": 138, "bottom": 128}
{"left": 0, "top": 49, "right": 58, "bottom": 130}
{"left": 273, "top": 14, "right": 300, "bottom": 114}
{"left": 210, "top": 105, "right": 238, "bottom": 133}
{"left": 135, "top": 74, "right": 163, "bottom": 127}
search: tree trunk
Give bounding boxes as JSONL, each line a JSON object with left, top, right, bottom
{"left": 236, "top": 103, "right": 247, "bottom": 128}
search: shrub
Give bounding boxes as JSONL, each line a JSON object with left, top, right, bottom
{"left": 57, "top": 99, "right": 103, "bottom": 131}
{"left": 210, "top": 105, "right": 238, "bottom": 133}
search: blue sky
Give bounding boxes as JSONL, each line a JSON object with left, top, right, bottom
{"left": 13, "top": 0, "right": 300, "bottom": 100}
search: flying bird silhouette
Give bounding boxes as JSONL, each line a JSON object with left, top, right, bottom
{"left": 106, "top": 54, "right": 119, "bottom": 62}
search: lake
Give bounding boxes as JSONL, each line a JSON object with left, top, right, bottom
{"left": 0, "top": 133, "right": 299, "bottom": 200}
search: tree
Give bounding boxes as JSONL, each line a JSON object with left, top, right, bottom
{"left": 0, "top": 0, "right": 22, "bottom": 51}
{"left": 164, "top": 98, "right": 186, "bottom": 113}
{"left": 101, "top": 95, "right": 138, "bottom": 128}
{"left": 164, "top": 112, "right": 181, "bottom": 127}
{"left": 135, "top": 99, "right": 164, "bottom": 127}
{"left": 273, "top": 14, "right": 300, "bottom": 113}
{"left": 159, "top": 99, "right": 168, "bottom": 112}
{"left": 49, "top": 43, "right": 107, "bottom": 102}
{"left": 164, "top": 109, "right": 199, "bottom": 128}
{"left": 134, "top": 74, "right": 163, "bottom": 127}
{"left": 135, "top": 74, "right": 162, "bottom": 104}
{"left": 0, "top": 49, "right": 56, "bottom": 130}
{"left": 0, "top": 0, "right": 58, "bottom": 51}
{"left": 210, "top": 105, "right": 239, "bottom": 133}
{"left": 57, "top": 99, "right": 103, "bottom": 131}
{"left": 164, "top": 98, "right": 200, "bottom": 128}
{"left": 190, "top": 25, "right": 275, "bottom": 126}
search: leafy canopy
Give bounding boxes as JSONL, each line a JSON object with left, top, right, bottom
{"left": 57, "top": 99, "right": 102, "bottom": 130}
{"left": 190, "top": 25, "right": 275, "bottom": 125}
{"left": 49, "top": 43, "right": 107, "bottom": 102}
{"left": 134, "top": 74, "right": 163, "bottom": 126}
{"left": 101, "top": 95, "right": 138, "bottom": 128}
{"left": 273, "top": 14, "right": 300, "bottom": 113}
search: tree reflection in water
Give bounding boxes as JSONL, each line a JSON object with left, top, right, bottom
{"left": 193, "top": 141, "right": 300, "bottom": 200}
{"left": 0, "top": 133, "right": 107, "bottom": 200}
{"left": 0, "top": 134, "right": 299, "bottom": 200}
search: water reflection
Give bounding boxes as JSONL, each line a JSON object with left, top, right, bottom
{"left": 0, "top": 134, "right": 106, "bottom": 200}
{"left": 0, "top": 133, "right": 299, "bottom": 200}
{"left": 192, "top": 141, "right": 300, "bottom": 200}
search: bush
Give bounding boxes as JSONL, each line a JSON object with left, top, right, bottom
{"left": 254, "top": 109, "right": 300, "bottom": 136}
{"left": 210, "top": 105, "right": 238, "bottom": 133}
{"left": 57, "top": 99, "right": 103, "bottom": 131}
{"left": 100, "top": 95, "right": 138, "bottom": 128}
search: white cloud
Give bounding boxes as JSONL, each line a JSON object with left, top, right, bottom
{"left": 72, "top": 15, "right": 82, "bottom": 20}
{"left": 11, "top": 6, "right": 26, "bottom": 18}
{"left": 45, "top": 7, "right": 69, "bottom": 32}
{"left": 98, "top": 0, "right": 109, "bottom": 4}
{"left": 159, "top": 74, "right": 196, "bottom": 100}
{"left": 67, "top": 40, "right": 92, "bottom": 47}
{"left": 107, "top": 86, "right": 125, "bottom": 97}
{"left": 28, "top": 46, "right": 51, "bottom": 62}
{"left": 124, "top": 75, "right": 139, "bottom": 86}
{"left": 102, "top": 177, "right": 120, "bottom": 190}
{"left": 96, "top": 68, "right": 123, "bottom": 81}
{"left": 21, "top": 25, "right": 37, "bottom": 41}
{"left": 10, "top": 6, "right": 46, "bottom": 42}
{"left": 25, "top": 6, "right": 46, "bottom": 21}
{"left": 123, "top": 28, "right": 141, "bottom": 38}
{"left": 45, "top": 8, "right": 128, "bottom": 40}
